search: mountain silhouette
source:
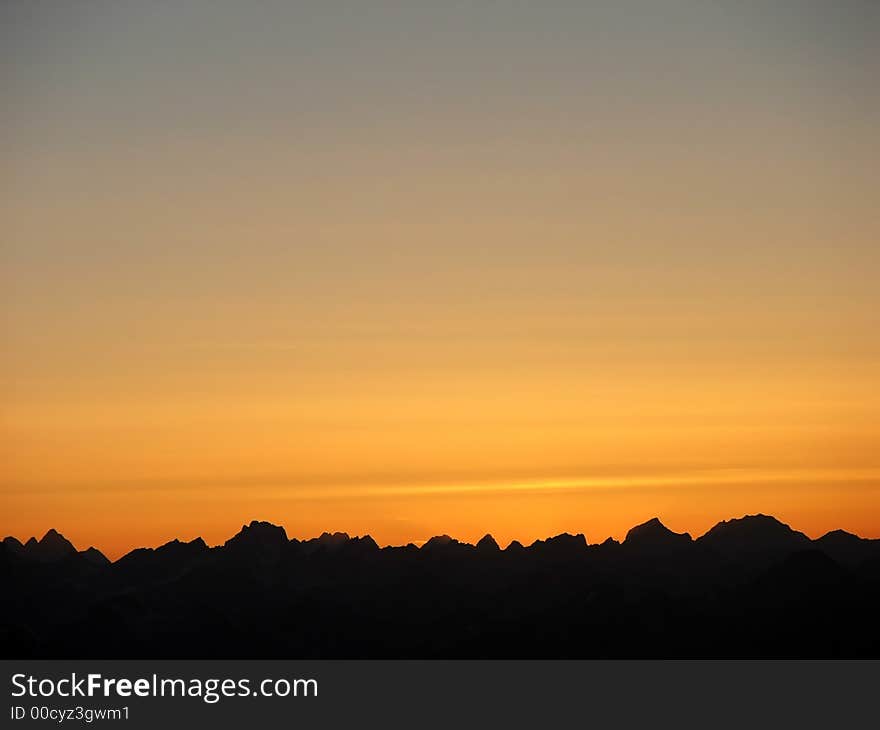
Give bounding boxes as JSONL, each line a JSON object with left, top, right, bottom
{"left": 297, "top": 531, "right": 351, "bottom": 554}
{"left": 814, "top": 529, "right": 880, "bottom": 568}
{"left": 79, "top": 547, "right": 111, "bottom": 567}
{"left": 531, "top": 532, "right": 588, "bottom": 553}
{"left": 421, "top": 534, "right": 455, "bottom": 549}
{"left": 2, "top": 514, "right": 879, "bottom": 658}
{"left": 475, "top": 534, "right": 501, "bottom": 553}
{"left": 504, "top": 539, "right": 525, "bottom": 554}
{"left": 697, "top": 514, "right": 810, "bottom": 558}
{"left": 226, "top": 520, "right": 288, "bottom": 551}
{"left": 112, "top": 537, "right": 208, "bottom": 590}
{"left": 19, "top": 529, "right": 78, "bottom": 562}
{"left": 624, "top": 518, "right": 692, "bottom": 552}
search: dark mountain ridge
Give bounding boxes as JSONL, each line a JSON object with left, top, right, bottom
{"left": 697, "top": 514, "right": 811, "bottom": 556}
{"left": 2, "top": 515, "right": 879, "bottom": 658}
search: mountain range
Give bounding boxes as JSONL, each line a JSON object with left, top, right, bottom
{"left": 2, "top": 515, "right": 879, "bottom": 658}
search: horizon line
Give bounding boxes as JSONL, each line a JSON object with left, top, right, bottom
{"left": 5, "top": 512, "right": 877, "bottom": 562}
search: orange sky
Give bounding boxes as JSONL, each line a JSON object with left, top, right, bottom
{"left": 2, "top": 2, "right": 879, "bottom": 559}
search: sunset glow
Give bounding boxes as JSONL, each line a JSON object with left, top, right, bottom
{"left": 3, "top": 1, "right": 879, "bottom": 559}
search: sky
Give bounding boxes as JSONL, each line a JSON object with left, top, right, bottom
{"left": 2, "top": 1, "right": 879, "bottom": 558}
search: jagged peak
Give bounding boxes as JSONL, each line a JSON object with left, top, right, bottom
{"left": 625, "top": 518, "right": 692, "bottom": 545}
{"left": 20, "top": 529, "right": 78, "bottom": 561}
{"left": 628, "top": 517, "right": 662, "bottom": 534}
{"left": 158, "top": 536, "right": 208, "bottom": 552}
{"left": 79, "top": 547, "right": 110, "bottom": 566}
{"left": 225, "top": 520, "right": 288, "bottom": 549}
{"left": 476, "top": 534, "right": 500, "bottom": 551}
{"left": 352, "top": 535, "right": 379, "bottom": 550}
{"left": 244, "top": 520, "right": 286, "bottom": 533}
{"left": 641, "top": 517, "right": 664, "bottom": 529}
{"left": 705, "top": 513, "right": 791, "bottom": 531}
{"left": 700, "top": 514, "right": 809, "bottom": 541}
{"left": 421, "top": 534, "right": 460, "bottom": 550}
{"left": 816, "top": 529, "right": 861, "bottom": 542}
{"left": 299, "top": 531, "right": 352, "bottom": 552}
{"left": 317, "top": 531, "right": 351, "bottom": 544}
{"left": 548, "top": 532, "right": 587, "bottom": 546}
{"left": 529, "top": 532, "right": 588, "bottom": 552}
{"left": 698, "top": 514, "right": 810, "bottom": 558}
{"left": 248, "top": 519, "right": 283, "bottom": 529}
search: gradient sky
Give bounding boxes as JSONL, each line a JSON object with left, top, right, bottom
{"left": 3, "top": 1, "right": 879, "bottom": 558}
